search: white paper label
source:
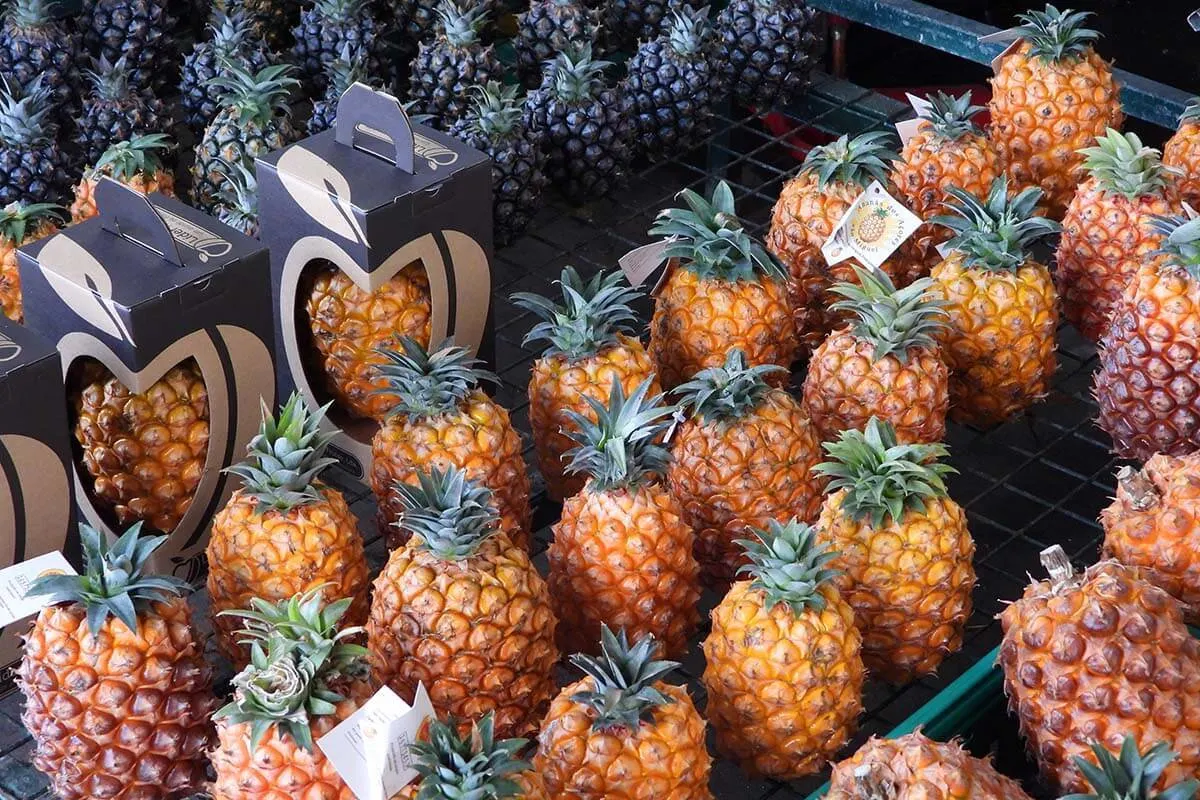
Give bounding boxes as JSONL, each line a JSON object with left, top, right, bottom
{"left": 935, "top": 241, "right": 954, "bottom": 260}
{"left": 895, "top": 117, "right": 923, "bottom": 147}
{"left": 618, "top": 240, "right": 671, "bottom": 288}
{"left": 821, "top": 181, "right": 923, "bottom": 269}
{"left": 905, "top": 93, "right": 934, "bottom": 117}
{"left": 989, "top": 37, "right": 1024, "bottom": 72}
{"left": 318, "top": 684, "right": 435, "bottom": 800}
{"left": 0, "top": 552, "right": 76, "bottom": 628}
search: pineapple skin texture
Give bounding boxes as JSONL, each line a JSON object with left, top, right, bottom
{"left": 816, "top": 491, "right": 975, "bottom": 684}
{"left": 529, "top": 335, "right": 659, "bottom": 503}
{"left": 988, "top": 42, "right": 1123, "bottom": 218}
{"left": 927, "top": 253, "right": 1057, "bottom": 426}
{"left": 648, "top": 265, "right": 796, "bottom": 391}
{"left": 534, "top": 678, "right": 713, "bottom": 799}
{"left": 999, "top": 560, "right": 1200, "bottom": 793}
{"left": 370, "top": 390, "right": 532, "bottom": 549}
{"left": 1094, "top": 262, "right": 1200, "bottom": 461}
{"left": 0, "top": 218, "right": 57, "bottom": 323}
{"left": 1055, "top": 177, "right": 1181, "bottom": 342}
{"left": 366, "top": 531, "right": 559, "bottom": 741}
{"left": 802, "top": 327, "right": 949, "bottom": 445}
{"left": 701, "top": 581, "right": 864, "bottom": 779}
{"left": 304, "top": 261, "right": 433, "bottom": 422}
{"left": 549, "top": 482, "right": 700, "bottom": 659}
{"left": 71, "top": 170, "right": 177, "bottom": 224}
{"left": 19, "top": 597, "right": 217, "bottom": 800}
{"left": 666, "top": 389, "right": 826, "bottom": 589}
{"left": 206, "top": 486, "right": 371, "bottom": 668}
{"left": 1164, "top": 121, "right": 1200, "bottom": 208}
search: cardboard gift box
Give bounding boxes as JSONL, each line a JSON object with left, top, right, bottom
{"left": 257, "top": 82, "right": 494, "bottom": 483}
{"left": 17, "top": 178, "right": 276, "bottom": 585}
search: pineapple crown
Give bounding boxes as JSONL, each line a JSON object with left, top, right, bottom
{"left": 814, "top": 417, "right": 956, "bottom": 528}
{"left": 89, "top": 133, "right": 171, "bottom": 181}
{"left": 1179, "top": 98, "right": 1200, "bottom": 125}
{"left": 394, "top": 466, "right": 504, "bottom": 561}
{"left": 546, "top": 45, "right": 611, "bottom": 104}
{"left": 0, "top": 200, "right": 62, "bottom": 245}
{"left": 208, "top": 9, "right": 263, "bottom": 58}
{"left": 84, "top": 56, "right": 135, "bottom": 103}
{"left": 829, "top": 266, "right": 946, "bottom": 363}
{"left": 801, "top": 130, "right": 897, "bottom": 189}
{"left": 5, "top": 0, "right": 58, "bottom": 29}
{"left": 0, "top": 75, "right": 53, "bottom": 146}
{"left": 213, "top": 157, "right": 260, "bottom": 233}
{"left": 435, "top": 0, "right": 488, "bottom": 47}
{"left": 463, "top": 81, "right": 525, "bottom": 141}
{"left": 674, "top": 349, "right": 784, "bottom": 424}
{"left": 1009, "top": 4, "right": 1100, "bottom": 63}
{"left": 1080, "top": 128, "right": 1172, "bottom": 200}
{"left": 224, "top": 393, "right": 337, "bottom": 512}
{"left": 735, "top": 520, "right": 841, "bottom": 616}
{"left": 410, "top": 713, "right": 531, "bottom": 800}
{"left": 511, "top": 266, "right": 640, "bottom": 360}
{"left": 916, "top": 91, "right": 985, "bottom": 140}
{"left": 215, "top": 587, "right": 370, "bottom": 752}
{"left": 569, "top": 625, "right": 679, "bottom": 733}
{"left": 208, "top": 61, "right": 297, "bottom": 126}
{"left": 1064, "top": 735, "right": 1200, "bottom": 800}
{"left": 311, "top": 0, "right": 370, "bottom": 21}
{"left": 1150, "top": 208, "right": 1200, "bottom": 279}
{"left": 374, "top": 336, "right": 498, "bottom": 419}
{"left": 324, "top": 42, "right": 372, "bottom": 98}
{"left": 932, "top": 177, "right": 1061, "bottom": 271}
{"left": 563, "top": 376, "right": 676, "bottom": 491}
{"left": 650, "top": 181, "right": 786, "bottom": 283}
{"left": 663, "top": 5, "right": 712, "bottom": 57}
{"left": 25, "top": 523, "right": 189, "bottom": 635}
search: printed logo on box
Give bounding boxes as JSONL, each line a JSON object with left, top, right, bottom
{"left": 154, "top": 208, "right": 233, "bottom": 262}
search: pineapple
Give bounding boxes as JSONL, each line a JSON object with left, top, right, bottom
{"left": 767, "top": 131, "right": 927, "bottom": 352}
{"left": 511, "top": 265, "right": 655, "bottom": 502}
{"left": 649, "top": 180, "right": 796, "bottom": 390}
{"left": 367, "top": 466, "right": 558, "bottom": 740}
{"left": 549, "top": 376, "right": 700, "bottom": 657}
{"left": 401, "top": 712, "right": 549, "bottom": 800}
{"left": 290, "top": 0, "right": 384, "bottom": 95}
{"left": 988, "top": 4, "right": 1123, "bottom": 218}
{"left": 1165, "top": 99, "right": 1200, "bottom": 209}
{"left": 83, "top": 0, "right": 180, "bottom": 92}
{"left": 207, "top": 393, "right": 370, "bottom": 668}
{"left": 535, "top": 625, "right": 713, "bottom": 799}
{"left": 702, "top": 520, "right": 864, "bottom": 779}
{"left": 715, "top": 0, "right": 825, "bottom": 111}
{"left": 408, "top": 0, "right": 501, "bottom": 129}
{"left": 999, "top": 545, "right": 1200, "bottom": 793}
{"left": 0, "top": 76, "right": 72, "bottom": 205}
{"left": 74, "top": 56, "right": 169, "bottom": 170}
{"left": 210, "top": 587, "right": 372, "bottom": 799}
{"left": 1057, "top": 129, "right": 1182, "bottom": 342}
{"left": 1094, "top": 209, "right": 1200, "bottom": 461}
{"left": 308, "top": 43, "right": 374, "bottom": 136}
{"left": 803, "top": 265, "right": 949, "bottom": 445}
{"left": 0, "top": 0, "right": 80, "bottom": 117}
{"left": 370, "top": 337, "right": 531, "bottom": 548}
{"left": 69, "top": 133, "right": 175, "bottom": 223}
{"left": 814, "top": 418, "right": 975, "bottom": 684}
{"left": 179, "top": 9, "right": 274, "bottom": 135}
{"left": 0, "top": 200, "right": 62, "bottom": 322}
{"left": 1067, "top": 736, "right": 1200, "bottom": 800}
{"left": 514, "top": 0, "right": 599, "bottom": 87}
{"left": 667, "top": 349, "right": 826, "bottom": 588}
{"left": 19, "top": 523, "right": 217, "bottom": 800}
{"left": 213, "top": 157, "right": 260, "bottom": 237}
{"left": 928, "top": 178, "right": 1061, "bottom": 425}
{"left": 827, "top": 731, "right": 1034, "bottom": 800}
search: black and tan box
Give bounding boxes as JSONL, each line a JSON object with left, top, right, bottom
{"left": 17, "top": 178, "right": 276, "bottom": 584}
{"left": 257, "top": 82, "right": 494, "bottom": 483}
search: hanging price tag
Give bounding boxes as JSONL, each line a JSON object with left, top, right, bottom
{"left": 896, "top": 93, "right": 937, "bottom": 146}
{"left": 821, "top": 181, "right": 922, "bottom": 269}
{"left": 618, "top": 240, "right": 672, "bottom": 288}
{"left": 0, "top": 552, "right": 76, "bottom": 628}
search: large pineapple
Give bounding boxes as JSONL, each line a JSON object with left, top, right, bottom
{"left": 367, "top": 466, "right": 558, "bottom": 740}
{"left": 371, "top": 337, "right": 531, "bottom": 548}
{"left": 715, "top": 0, "right": 825, "bottom": 111}
{"left": 0, "top": 0, "right": 80, "bottom": 116}
{"left": 1057, "top": 129, "right": 1182, "bottom": 342}
{"left": 803, "top": 265, "right": 948, "bottom": 445}
{"left": 535, "top": 625, "right": 713, "bottom": 799}
{"left": 19, "top": 524, "right": 216, "bottom": 800}
{"left": 702, "top": 520, "right": 864, "bottom": 779}
{"left": 649, "top": 180, "right": 796, "bottom": 389}
{"left": 0, "top": 76, "right": 72, "bottom": 205}
{"left": 549, "top": 377, "right": 700, "bottom": 657}
{"left": 408, "top": 1, "right": 501, "bottom": 129}
{"left": 0, "top": 200, "right": 61, "bottom": 322}
{"left": 290, "top": 0, "right": 383, "bottom": 95}
{"left": 70, "top": 133, "right": 175, "bottom": 223}
{"left": 74, "top": 56, "right": 169, "bottom": 170}
{"left": 514, "top": 0, "right": 599, "bottom": 87}
{"left": 667, "top": 349, "right": 825, "bottom": 588}
{"left": 401, "top": 713, "right": 549, "bottom": 800}
{"left": 814, "top": 418, "right": 975, "bottom": 683}
{"left": 1165, "top": 99, "right": 1200, "bottom": 209}
{"left": 179, "top": 9, "right": 274, "bottom": 135}
{"left": 988, "top": 4, "right": 1123, "bottom": 218}
{"left": 83, "top": 0, "right": 179, "bottom": 92}
{"left": 928, "top": 178, "right": 1060, "bottom": 425}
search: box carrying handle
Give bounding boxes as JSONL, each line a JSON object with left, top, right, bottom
{"left": 334, "top": 82, "right": 416, "bottom": 174}
{"left": 95, "top": 177, "right": 184, "bottom": 266}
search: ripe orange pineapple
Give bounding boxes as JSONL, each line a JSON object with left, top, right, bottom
{"left": 998, "top": 545, "right": 1200, "bottom": 793}
{"left": 19, "top": 524, "right": 217, "bottom": 800}
{"left": 73, "top": 358, "right": 209, "bottom": 533}
{"left": 814, "top": 418, "right": 975, "bottom": 684}
{"left": 367, "top": 466, "right": 559, "bottom": 740}
{"left": 667, "top": 349, "right": 825, "bottom": 589}
{"left": 512, "top": 265, "right": 659, "bottom": 502}
{"left": 70, "top": 133, "right": 176, "bottom": 223}
{"left": 548, "top": 377, "right": 700, "bottom": 657}
{"left": 206, "top": 393, "right": 370, "bottom": 668}
{"left": 401, "top": 712, "right": 549, "bottom": 800}
{"left": 1164, "top": 99, "right": 1200, "bottom": 208}
{"left": 371, "top": 337, "right": 531, "bottom": 549}
{"left": 702, "top": 520, "right": 864, "bottom": 779}
{"left": 535, "top": 625, "right": 713, "bottom": 799}
{"left": 0, "top": 201, "right": 63, "bottom": 322}
{"left": 211, "top": 587, "right": 373, "bottom": 799}
{"left": 768, "top": 131, "right": 927, "bottom": 352}
{"left": 648, "top": 180, "right": 796, "bottom": 390}
{"left": 988, "top": 4, "right": 1123, "bottom": 218}
{"left": 303, "top": 259, "right": 432, "bottom": 421}
{"left": 803, "top": 265, "right": 948, "bottom": 445}
{"left": 928, "top": 178, "right": 1061, "bottom": 425}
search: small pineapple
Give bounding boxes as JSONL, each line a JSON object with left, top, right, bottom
{"left": 83, "top": 0, "right": 180, "bottom": 92}
{"left": 70, "top": 133, "right": 175, "bottom": 223}
{"left": 0, "top": 76, "right": 72, "bottom": 205}
{"left": 408, "top": 0, "right": 501, "bottom": 129}
{"left": 290, "top": 0, "right": 384, "bottom": 95}
{"left": 0, "top": 201, "right": 62, "bottom": 322}
{"left": 1165, "top": 99, "right": 1200, "bottom": 209}
{"left": 308, "top": 43, "right": 375, "bottom": 135}
{"left": 0, "top": 0, "right": 80, "bottom": 116}
{"left": 179, "top": 9, "right": 274, "bottom": 135}
{"left": 715, "top": 0, "right": 825, "bottom": 110}
{"left": 514, "top": 0, "right": 599, "bottom": 87}
{"left": 213, "top": 157, "right": 260, "bottom": 236}
{"left": 400, "top": 713, "right": 548, "bottom": 799}
{"left": 73, "top": 56, "right": 169, "bottom": 172}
